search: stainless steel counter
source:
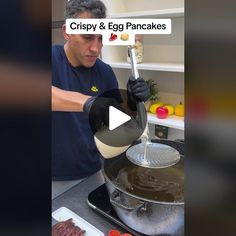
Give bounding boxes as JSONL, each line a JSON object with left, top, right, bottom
{"left": 52, "top": 171, "right": 126, "bottom": 235}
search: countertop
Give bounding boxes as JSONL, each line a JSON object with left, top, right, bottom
{"left": 52, "top": 170, "right": 127, "bottom": 235}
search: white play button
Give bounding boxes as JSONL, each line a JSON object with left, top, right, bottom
{"left": 89, "top": 89, "right": 147, "bottom": 147}
{"left": 109, "top": 106, "right": 131, "bottom": 131}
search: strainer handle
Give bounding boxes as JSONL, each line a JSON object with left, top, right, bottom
{"left": 128, "top": 47, "right": 139, "bottom": 79}
{"left": 128, "top": 48, "right": 147, "bottom": 130}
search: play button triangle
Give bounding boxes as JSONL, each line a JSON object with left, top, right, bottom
{"left": 109, "top": 106, "right": 131, "bottom": 131}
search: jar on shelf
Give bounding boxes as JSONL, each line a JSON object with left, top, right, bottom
{"left": 127, "top": 35, "right": 143, "bottom": 64}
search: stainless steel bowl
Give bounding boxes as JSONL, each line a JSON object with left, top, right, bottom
{"left": 102, "top": 140, "right": 184, "bottom": 235}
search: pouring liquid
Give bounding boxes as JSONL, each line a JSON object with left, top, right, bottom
{"left": 142, "top": 136, "right": 149, "bottom": 165}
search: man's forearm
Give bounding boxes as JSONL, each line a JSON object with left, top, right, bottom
{"left": 52, "top": 86, "right": 91, "bottom": 112}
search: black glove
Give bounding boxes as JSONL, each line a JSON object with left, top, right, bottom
{"left": 83, "top": 96, "right": 122, "bottom": 133}
{"left": 127, "top": 76, "right": 150, "bottom": 110}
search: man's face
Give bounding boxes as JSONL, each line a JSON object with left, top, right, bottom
{"left": 65, "top": 12, "right": 103, "bottom": 68}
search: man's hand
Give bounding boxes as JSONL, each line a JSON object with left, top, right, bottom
{"left": 83, "top": 96, "right": 122, "bottom": 133}
{"left": 52, "top": 86, "right": 90, "bottom": 112}
{"left": 127, "top": 76, "right": 150, "bottom": 110}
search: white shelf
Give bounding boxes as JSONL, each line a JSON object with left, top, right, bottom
{"left": 108, "top": 62, "right": 184, "bottom": 72}
{"left": 109, "top": 8, "right": 184, "bottom": 18}
{"left": 147, "top": 112, "right": 184, "bottom": 130}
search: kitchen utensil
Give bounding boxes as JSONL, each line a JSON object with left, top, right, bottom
{"left": 94, "top": 112, "right": 144, "bottom": 159}
{"left": 127, "top": 48, "right": 181, "bottom": 168}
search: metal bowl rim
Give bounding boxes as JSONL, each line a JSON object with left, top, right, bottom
{"left": 102, "top": 166, "right": 184, "bottom": 206}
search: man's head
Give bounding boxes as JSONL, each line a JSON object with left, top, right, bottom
{"left": 62, "top": 0, "right": 107, "bottom": 68}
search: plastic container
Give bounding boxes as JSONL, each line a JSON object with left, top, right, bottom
{"left": 127, "top": 35, "right": 143, "bottom": 64}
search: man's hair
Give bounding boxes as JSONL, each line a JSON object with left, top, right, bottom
{"left": 65, "top": 0, "right": 107, "bottom": 19}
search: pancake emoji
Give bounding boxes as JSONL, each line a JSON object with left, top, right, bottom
{"left": 121, "top": 33, "right": 129, "bottom": 41}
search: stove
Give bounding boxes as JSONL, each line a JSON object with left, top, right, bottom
{"left": 87, "top": 184, "right": 146, "bottom": 236}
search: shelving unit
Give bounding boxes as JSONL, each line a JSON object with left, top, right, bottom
{"left": 109, "top": 8, "right": 184, "bottom": 18}
{"left": 109, "top": 62, "right": 184, "bottom": 72}
{"left": 147, "top": 113, "right": 184, "bottom": 130}
{"left": 101, "top": 0, "right": 184, "bottom": 138}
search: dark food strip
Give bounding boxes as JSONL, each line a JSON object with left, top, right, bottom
{"left": 52, "top": 218, "right": 86, "bottom": 236}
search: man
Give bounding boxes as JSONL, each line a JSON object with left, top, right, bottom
{"left": 52, "top": 0, "right": 149, "bottom": 188}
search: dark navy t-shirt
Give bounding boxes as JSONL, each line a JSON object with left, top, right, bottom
{"left": 52, "top": 45, "right": 119, "bottom": 180}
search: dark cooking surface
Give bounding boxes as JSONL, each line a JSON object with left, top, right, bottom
{"left": 88, "top": 184, "right": 146, "bottom": 236}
